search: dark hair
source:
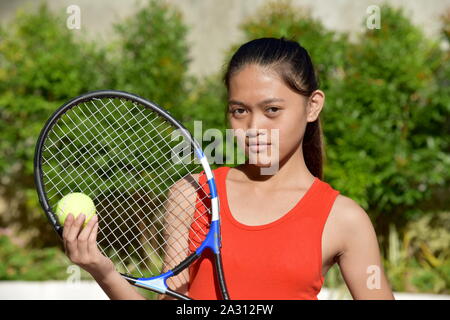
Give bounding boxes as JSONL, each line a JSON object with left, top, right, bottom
{"left": 223, "top": 37, "right": 324, "bottom": 179}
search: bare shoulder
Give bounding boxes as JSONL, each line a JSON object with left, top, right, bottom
{"left": 328, "top": 194, "right": 377, "bottom": 251}
{"left": 165, "top": 173, "right": 201, "bottom": 221}
{"left": 331, "top": 195, "right": 371, "bottom": 224}
{"left": 166, "top": 173, "right": 202, "bottom": 212}
{"left": 169, "top": 173, "right": 201, "bottom": 196}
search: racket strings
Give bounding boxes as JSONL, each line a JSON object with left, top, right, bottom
{"left": 41, "top": 97, "right": 213, "bottom": 279}
{"left": 44, "top": 97, "right": 193, "bottom": 208}
{"left": 97, "top": 178, "right": 211, "bottom": 275}
{"left": 43, "top": 99, "right": 181, "bottom": 197}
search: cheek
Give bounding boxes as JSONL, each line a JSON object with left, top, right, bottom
{"left": 228, "top": 118, "right": 245, "bottom": 137}
{"left": 234, "top": 129, "right": 247, "bottom": 151}
{"left": 276, "top": 112, "right": 306, "bottom": 153}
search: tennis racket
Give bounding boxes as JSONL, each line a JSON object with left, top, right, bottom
{"left": 34, "top": 90, "right": 230, "bottom": 300}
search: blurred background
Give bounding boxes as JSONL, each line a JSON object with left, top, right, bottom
{"left": 0, "top": 0, "right": 449, "bottom": 299}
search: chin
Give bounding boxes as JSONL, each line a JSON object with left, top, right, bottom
{"left": 248, "top": 160, "right": 280, "bottom": 175}
{"left": 247, "top": 153, "right": 280, "bottom": 169}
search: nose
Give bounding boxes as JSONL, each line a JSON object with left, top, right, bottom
{"left": 245, "top": 128, "right": 260, "bottom": 138}
{"left": 245, "top": 129, "right": 270, "bottom": 145}
{"left": 246, "top": 113, "right": 265, "bottom": 135}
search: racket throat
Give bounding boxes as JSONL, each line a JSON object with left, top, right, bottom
{"left": 122, "top": 271, "right": 172, "bottom": 295}
{"left": 195, "top": 220, "right": 221, "bottom": 255}
{"left": 194, "top": 220, "right": 230, "bottom": 300}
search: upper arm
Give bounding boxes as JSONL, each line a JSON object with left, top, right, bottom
{"left": 159, "top": 173, "right": 200, "bottom": 299}
{"left": 334, "top": 195, "right": 395, "bottom": 300}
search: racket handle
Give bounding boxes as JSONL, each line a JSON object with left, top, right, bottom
{"left": 172, "top": 252, "right": 199, "bottom": 276}
{"left": 165, "top": 288, "right": 191, "bottom": 300}
{"left": 214, "top": 252, "right": 230, "bottom": 300}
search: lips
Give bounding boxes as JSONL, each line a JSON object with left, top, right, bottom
{"left": 246, "top": 140, "right": 271, "bottom": 146}
{"left": 246, "top": 142, "right": 271, "bottom": 152}
{"left": 247, "top": 143, "right": 271, "bottom": 146}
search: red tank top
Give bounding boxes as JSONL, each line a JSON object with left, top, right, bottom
{"left": 188, "top": 166, "right": 340, "bottom": 300}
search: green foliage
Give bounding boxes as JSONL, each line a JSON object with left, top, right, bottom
{"left": 0, "top": 1, "right": 191, "bottom": 248}
{"left": 0, "top": 6, "right": 108, "bottom": 101}
{"left": 182, "top": 75, "right": 235, "bottom": 168}
{"left": 0, "top": 4, "right": 108, "bottom": 176}
{"left": 322, "top": 264, "right": 351, "bottom": 299}
{"left": 112, "top": 0, "right": 189, "bottom": 112}
{"left": 0, "top": 235, "right": 70, "bottom": 280}
{"left": 0, "top": 4, "right": 111, "bottom": 247}
{"left": 196, "top": 2, "right": 450, "bottom": 234}
{"left": 236, "top": 0, "right": 349, "bottom": 92}
{"left": 183, "top": 75, "right": 228, "bottom": 131}
{"left": 441, "top": 8, "right": 450, "bottom": 43}
{"left": 384, "top": 212, "right": 450, "bottom": 293}
{"left": 322, "top": 5, "right": 450, "bottom": 236}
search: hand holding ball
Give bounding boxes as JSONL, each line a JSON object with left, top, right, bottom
{"left": 55, "top": 193, "right": 96, "bottom": 226}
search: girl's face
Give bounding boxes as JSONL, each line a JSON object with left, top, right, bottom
{"left": 227, "top": 64, "right": 321, "bottom": 170}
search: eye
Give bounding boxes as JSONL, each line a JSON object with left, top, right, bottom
{"left": 229, "top": 107, "right": 247, "bottom": 118}
{"left": 266, "top": 106, "right": 280, "bottom": 114}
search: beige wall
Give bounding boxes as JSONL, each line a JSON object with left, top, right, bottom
{"left": 1, "top": 0, "right": 449, "bottom": 76}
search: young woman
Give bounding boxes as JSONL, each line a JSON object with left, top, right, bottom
{"left": 62, "top": 37, "right": 395, "bottom": 300}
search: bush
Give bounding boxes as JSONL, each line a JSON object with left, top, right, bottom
{"left": 112, "top": 0, "right": 190, "bottom": 113}
{"left": 0, "top": 1, "right": 191, "bottom": 248}
{"left": 0, "top": 4, "right": 110, "bottom": 247}
{"left": 235, "top": 0, "right": 349, "bottom": 93}
{"left": 323, "top": 5, "right": 450, "bottom": 245}
{"left": 384, "top": 212, "right": 450, "bottom": 294}
{"left": 0, "top": 235, "right": 69, "bottom": 280}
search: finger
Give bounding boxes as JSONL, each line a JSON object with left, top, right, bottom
{"left": 66, "top": 213, "right": 85, "bottom": 240}
{"left": 78, "top": 215, "right": 97, "bottom": 257}
{"left": 88, "top": 218, "right": 100, "bottom": 256}
{"left": 63, "top": 214, "right": 75, "bottom": 254}
{"left": 62, "top": 213, "right": 75, "bottom": 238}
{"left": 65, "top": 213, "right": 85, "bottom": 257}
{"left": 87, "top": 215, "right": 99, "bottom": 242}
{"left": 69, "top": 214, "right": 87, "bottom": 263}
{"left": 78, "top": 214, "right": 97, "bottom": 242}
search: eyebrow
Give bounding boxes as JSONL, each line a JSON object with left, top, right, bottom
{"left": 228, "top": 98, "right": 285, "bottom": 107}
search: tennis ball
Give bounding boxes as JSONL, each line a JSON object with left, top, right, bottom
{"left": 55, "top": 192, "right": 96, "bottom": 226}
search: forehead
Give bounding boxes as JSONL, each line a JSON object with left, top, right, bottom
{"left": 228, "top": 64, "right": 299, "bottom": 102}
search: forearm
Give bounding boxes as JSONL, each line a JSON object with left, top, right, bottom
{"left": 92, "top": 270, "right": 146, "bottom": 300}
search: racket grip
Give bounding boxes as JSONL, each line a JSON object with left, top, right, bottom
{"left": 214, "top": 252, "right": 230, "bottom": 300}
{"left": 171, "top": 252, "right": 199, "bottom": 276}
{"left": 165, "top": 288, "right": 191, "bottom": 300}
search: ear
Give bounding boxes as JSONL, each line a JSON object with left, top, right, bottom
{"left": 306, "top": 90, "right": 325, "bottom": 123}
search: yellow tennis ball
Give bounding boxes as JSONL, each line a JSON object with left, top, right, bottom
{"left": 55, "top": 193, "right": 96, "bottom": 226}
